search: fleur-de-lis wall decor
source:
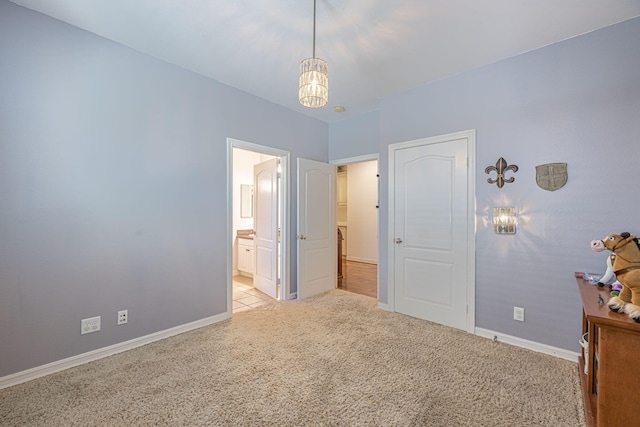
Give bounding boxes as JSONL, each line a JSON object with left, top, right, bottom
{"left": 485, "top": 157, "right": 518, "bottom": 188}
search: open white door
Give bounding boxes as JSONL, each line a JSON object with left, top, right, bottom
{"left": 253, "top": 158, "right": 279, "bottom": 299}
{"left": 297, "top": 158, "right": 336, "bottom": 299}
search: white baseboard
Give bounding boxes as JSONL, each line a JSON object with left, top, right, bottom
{"left": 378, "top": 302, "right": 390, "bottom": 311}
{"left": 345, "top": 256, "right": 377, "bottom": 265}
{"left": 475, "top": 327, "right": 579, "bottom": 362}
{"left": 0, "top": 312, "right": 230, "bottom": 390}
{"left": 2, "top": 316, "right": 577, "bottom": 390}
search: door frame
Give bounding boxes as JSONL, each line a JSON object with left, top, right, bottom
{"left": 330, "top": 154, "right": 380, "bottom": 299}
{"left": 227, "top": 138, "right": 291, "bottom": 315}
{"left": 387, "top": 130, "right": 476, "bottom": 333}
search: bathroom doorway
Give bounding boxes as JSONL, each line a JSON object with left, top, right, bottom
{"left": 227, "top": 138, "right": 290, "bottom": 314}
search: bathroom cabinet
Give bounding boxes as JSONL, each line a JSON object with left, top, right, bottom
{"left": 238, "top": 237, "right": 254, "bottom": 277}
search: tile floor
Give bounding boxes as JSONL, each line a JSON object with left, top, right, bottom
{"left": 232, "top": 275, "right": 279, "bottom": 313}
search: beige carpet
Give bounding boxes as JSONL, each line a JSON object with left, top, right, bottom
{"left": 0, "top": 290, "right": 584, "bottom": 426}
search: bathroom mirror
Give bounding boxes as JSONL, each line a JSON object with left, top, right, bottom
{"left": 240, "top": 184, "right": 253, "bottom": 218}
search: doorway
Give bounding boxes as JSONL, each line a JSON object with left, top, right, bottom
{"left": 227, "top": 138, "right": 291, "bottom": 315}
{"left": 387, "top": 130, "right": 476, "bottom": 332}
{"left": 331, "top": 155, "right": 379, "bottom": 299}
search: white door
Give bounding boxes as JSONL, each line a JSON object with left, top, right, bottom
{"left": 390, "top": 131, "right": 475, "bottom": 331}
{"left": 253, "top": 158, "right": 279, "bottom": 299}
{"left": 297, "top": 158, "right": 336, "bottom": 299}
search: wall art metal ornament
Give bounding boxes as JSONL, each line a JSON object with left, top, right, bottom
{"left": 485, "top": 157, "right": 518, "bottom": 188}
{"left": 535, "top": 162, "right": 568, "bottom": 191}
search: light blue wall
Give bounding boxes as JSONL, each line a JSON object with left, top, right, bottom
{"left": 328, "top": 110, "right": 379, "bottom": 160}
{"left": 0, "top": 0, "right": 327, "bottom": 376}
{"left": 375, "top": 17, "right": 640, "bottom": 350}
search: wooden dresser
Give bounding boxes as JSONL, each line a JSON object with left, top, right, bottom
{"left": 576, "top": 278, "right": 640, "bottom": 427}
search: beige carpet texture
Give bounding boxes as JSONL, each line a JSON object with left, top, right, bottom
{"left": 0, "top": 290, "right": 585, "bottom": 426}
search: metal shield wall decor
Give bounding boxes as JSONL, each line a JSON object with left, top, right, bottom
{"left": 536, "top": 163, "right": 568, "bottom": 191}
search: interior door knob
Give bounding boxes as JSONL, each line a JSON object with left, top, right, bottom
{"left": 299, "top": 235, "right": 307, "bottom": 240}
{"left": 395, "top": 238, "right": 403, "bottom": 244}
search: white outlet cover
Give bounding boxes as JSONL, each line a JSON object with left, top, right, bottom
{"left": 81, "top": 316, "right": 101, "bottom": 335}
{"left": 117, "top": 310, "right": 128, "bottom": 325}
{"left": 513, "top": 307, "right": 525, "bottom": 322}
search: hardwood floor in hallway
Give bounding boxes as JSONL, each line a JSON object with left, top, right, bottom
{"left": 338, "top": 260, "right": 377, "bottom": 298}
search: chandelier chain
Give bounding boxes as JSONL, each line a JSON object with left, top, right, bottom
{"left": 312, "top": 0, "right": 317, "bottom": 58}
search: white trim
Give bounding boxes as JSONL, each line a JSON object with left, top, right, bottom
{"left": 0, "top": 312, "right": 229, "bottom": 390}
{"left": 1, "top": 316, "right": 577, "bottom": 390}
{"left": 475, "top": 328, "right": 580, "bottom": 362}
{"left": 387, "top": 129, "right": 476, "bottom": 333}
{"left": 227, "top": 138, "right": 291, "bottom": 307}
{"left": 345, "top": 256, "right": 377, "bottom": 265}
{"left": 329, "top": 153, "right": 379, "bottom": 165}
{"left": 378, "top": 302, "right": 390, "bottom": 311}
{"left": 387, "top": 149, "right": 397, "bottom": 312}
{"left": 465, "top": 132, "right": 477, "bottom": 333}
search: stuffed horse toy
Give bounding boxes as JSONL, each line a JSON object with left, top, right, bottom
{"left": 591, "top": 232, "right": 640, "bottom": 323}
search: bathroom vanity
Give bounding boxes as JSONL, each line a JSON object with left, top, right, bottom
{"left": 237, "top": 231, "right": 254, "bottom": 277}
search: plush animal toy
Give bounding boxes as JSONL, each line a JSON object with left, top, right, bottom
{"left": 596, "top": 254, "right": 617, "bottom": 287}
{"left": 591, "top": 232, "right": 640, "bottom": 323}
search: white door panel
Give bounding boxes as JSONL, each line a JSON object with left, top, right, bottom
{"left": 404, "top": 155, "right": 455, "bottom": 250}
{"left": 254, "top": 158, "right": 279, "bottom": 299}
{"left": 297, "top": 158, "right": 336, "bottom": 299}
{"left": 304, "top": 170, "right": 332, "bottom": 240}
{"left": 391, "top": 132, "right": 474, "bottom": 331}
{"left": 403, "top": 258, "right": 452, "bottom": 305}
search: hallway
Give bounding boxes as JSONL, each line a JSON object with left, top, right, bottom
{"left": 338, "top": 260, "right": 377, "bottom": 298}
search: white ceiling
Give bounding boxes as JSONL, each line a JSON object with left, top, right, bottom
{"left": 10, "top": 0, "right": 640, "bottom": 123}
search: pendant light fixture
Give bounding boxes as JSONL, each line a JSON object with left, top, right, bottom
{"left": 299, "top": 0, "right": 328, "bottom": 108}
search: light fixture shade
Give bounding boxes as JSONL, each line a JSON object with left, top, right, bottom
{"left": 493, "top": 207, "right": 517, "bottom": 234}
{"left": 299, "top": 57, "right": 328, "bottom": 108}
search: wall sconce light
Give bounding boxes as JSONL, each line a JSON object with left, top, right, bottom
{"left": 493, "top": 207, "right": 517, "bottom": 234}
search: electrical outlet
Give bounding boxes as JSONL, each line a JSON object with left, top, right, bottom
{"left": 513, "top": 307, "right": 525, "bottom": 322}
{"left": 117, "top": 310, "right": 128, "bottom": 325}
{"left": 81, "top": 316, "right": 101, "bottom": 335}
